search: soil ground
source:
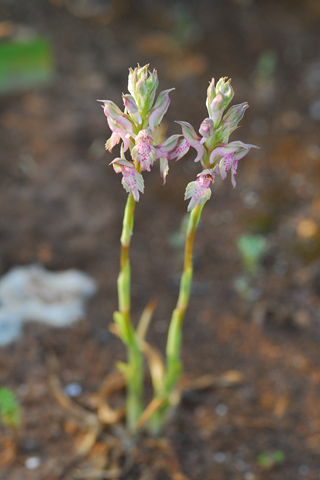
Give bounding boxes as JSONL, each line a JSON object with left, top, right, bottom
{"left": 1, "top": 0, "right": 320, "bottom": 479}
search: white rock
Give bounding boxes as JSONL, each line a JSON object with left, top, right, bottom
{"left": 0, "top": 264, "right": 97, "bottom": 345}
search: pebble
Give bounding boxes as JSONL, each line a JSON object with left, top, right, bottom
{"left": 213, "top": 452, "right": 227, "bottom": 463}
{"left": 215, "top": 403, "right": 228, "bottom": 416}
{"left": 64, "top": 383, "right": 82, "bottom": 397}
{"left": 25, "top": 456, "right": 41, "bottom": 470}
{"left": 299, "top": 465, "right": 310, "bottom": 476}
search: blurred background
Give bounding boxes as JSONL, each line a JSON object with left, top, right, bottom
{"left": 1, "top": 0, "right": 320, "bottom": 479}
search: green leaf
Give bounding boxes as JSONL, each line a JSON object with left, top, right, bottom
{"left": 0, "top": 36, "right": 54, "bottom": 94}
{"left": 0, "top": 387, "right": 20, "bottom": 427}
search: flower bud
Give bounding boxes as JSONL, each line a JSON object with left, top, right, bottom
{"left": 122, "top": 94, "right": 142, "bottom": 125}
{"left": 216, "top": 77, "right": 234, "bottom": 107}
{"left": 199, "top": 117, "right": 215, "bottom": 141}
{"left": 128, "top": 64, "right": 159, "bottom": 115}
{"left": 149, "top": 88, "right": 175, "bottom": 131}
{"left": 206, "top": 77, "right": 234, "bottom": 127}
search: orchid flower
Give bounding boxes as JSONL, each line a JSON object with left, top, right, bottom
{"left": 175, "top": 121, "right": 205, "bottom": 163}
{"left": 155, "top": 134, "right": 188, "bottom": 183}
{"left": 176, "top": 77, "right": 258, "bottom": 209}
{"left": 184, "top": 169, "right": 214, "bottom": 212}
{"left": 110, "top": 157, "right": 144, "bottom": 202}
{"left": 100, "top": 100, "right": 134, "bottom": 153}
{"left": 131, "top": 129, "right": 157, "bottom": 172}
{"left": 210, "top": 141, "right": 259, "bottom": 188}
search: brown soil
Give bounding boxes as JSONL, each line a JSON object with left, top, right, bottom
{"left": 1, "top": 0, "right": 320, "bottom": 479}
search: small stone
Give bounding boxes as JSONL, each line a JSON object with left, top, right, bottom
{"left": 215, "top": 403, "right": 228, "bottom": 416}
{"left": 299, "top": 465, "right": 310, "bottom": 476}
{"left": 64, "top": 383, "right": 82, "bottom": 397}
{"left": 213, "top": 452, "right": 227, "bottom": 463}
{"left": 25, "top": 456, "right": 41, "bottom": 470}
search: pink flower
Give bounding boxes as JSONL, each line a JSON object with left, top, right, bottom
{"left": 156, "top": 134, "right": 188, "bottom": 183}
{"left": 176, "top": 121, "right": 205, "bottom": 163}
{"left": 105, "top": 118, "right": 132, "bottom": 152}
{"left": 110, "top": 158, "right": 144, "bottom": 202}
{"left": 206, "top": 77, "right": 234, "bottom": 126}
{"left": 122, "top": 94, "right": 142, "bottom": 125}
{"left": 199, "top": 118, "right": 215, "bottom": 143}
{"left": 131, "top": 130, "right": 156, "bottom": 172}
{"left": 210, "top": 141, "right": 259, "bottom": 188}
{"left": 149, "top": 88, "right": 175, "bottom": 131}
{"left": 99, "top": 100, "right": 134, "bottom": 153}
{"left": 220, "top": 102, "right": 249, "bottom": 143}
{"left": 184, "top": 169, "right": 214, "bottom": 211}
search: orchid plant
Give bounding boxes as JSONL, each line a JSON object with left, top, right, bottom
{"left": 100, "top": 65, "right": 258, "bottom": 435}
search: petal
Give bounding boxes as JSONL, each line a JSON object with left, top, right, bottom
{"left": 111, "top": 158, "right": 145, "bottom": 201}
{"left": 108, "top": 118, "right": 131, "bottom": 152}
{"left": 159, "top": 156, "right": 169, "bottom": 184}
{"left": 184, "top": 172, "right": 214, "bottom": 212}
{"left": 101, "top": 100, "right": 133, "bottom": 133}
{"left": 176, "top": 120, "right": 201, "bottom": 145}
{"left": 231, "top": 159, "right": 239, "bottom": 189}
{"left": 176, "top": 121, "right": 204, "bottom": 162}
{"left": 149, "top": 88, "right": 175, "bottom": 131}
{"left": 233, "top": 142, "right": 259, "bottom": 161}
{"left": 223, "top": 102, "right": 249, "bottom": 127}
{"left": 172, "top": 138, "right": 190, "bottom": 161}
{"left": 208, "top": 92, "right": 225, "bottom": 123}
{"left": 105, "top": 132, "right": 120, "bottom": 152}
{"left": 122, "top": 94, "right": 142, "bottom": 124}
{"left": 219, "top": 153, "right": 234, "bottom": 181}
{"left": 199, "top": 117, "right": 215, "bottom": 139}
{"left": 155, "top": 134, "right": 181, "bottom": 158}
{"left": 131, "top": 130, "right": 156, "bottom": 172}
{"left": 209, "top": 141, "right": 245, "bottom": 165}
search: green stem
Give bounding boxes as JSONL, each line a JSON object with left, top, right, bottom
{"left": 166, "top": 203, "right": 203, "bottom": 389}
{"left": 149, "top": 204, "right": 204, "bottom": 435}
{"left": 116, "top": 194, "right": 143, "bottom": 433}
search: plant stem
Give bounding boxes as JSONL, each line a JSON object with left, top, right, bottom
{"left": 116, "top": 193, "right": 143, "bottom": 433}
{"left": 149, "top": 203, "right": 204, "bottom": 434}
